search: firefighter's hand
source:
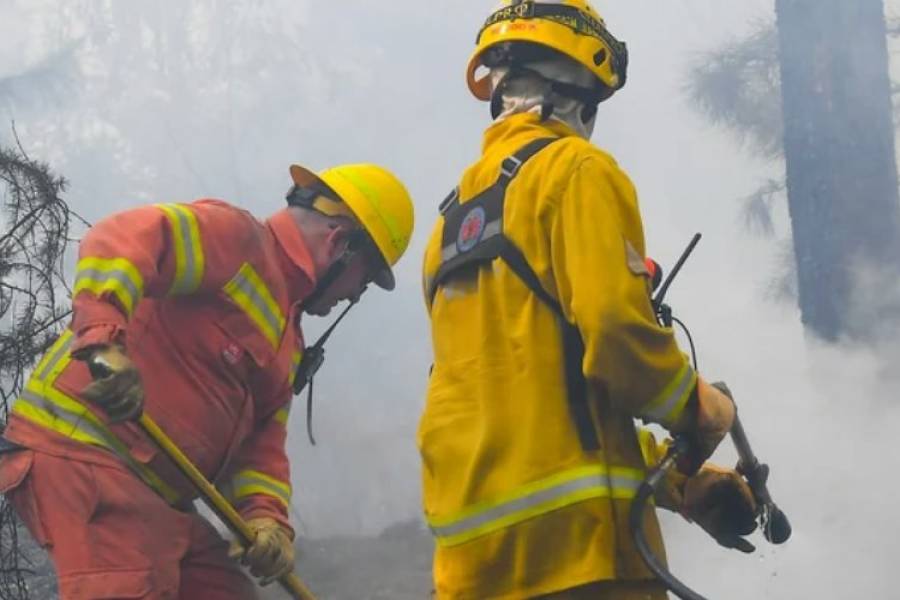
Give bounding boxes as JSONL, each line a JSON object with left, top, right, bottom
{"left": 74, "top": 344, "right": 144, "bottom": 423}
{"left": 683, "top": 463, "right": 758, "bottom": 553}
{"left": 674, "top": 378, "right": 736, "bottom": 474}
{"left": 228, "top": 518, "right": 295, "bottom": 586}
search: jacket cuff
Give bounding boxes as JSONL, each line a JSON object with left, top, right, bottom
{"left": 238, "top": 497, "right": 295, "bottom": 539}
{"left": 70, "top": 298, "right": 129, "bottom": 353}
{"left": 70, "top": 324, "right": 126, "bottom": 354}
{"left": 640, "top": 360, "right": 698, "bottom": 429}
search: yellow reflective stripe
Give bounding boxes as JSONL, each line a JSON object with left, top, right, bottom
{"left": 274, "top": 400, "right": 292, "bottom": 426}
{"left": 73, "top": 257, "right": 144, "bottom": 315}
{"left": 427, "top": 464, "right": 645, "bottom": 547}
{"left": 13, "top": 393, "right": 112, "bottom": 449}
{"left": 12, "top": 383, "right": 181, "bottom": 505}
{"left": 222, "top": 263, "right": 285, "bottom": 348}
{"left": 32, "top": 330, "right": 74, "bottom": 383}
{"left": 231, "top": 469, "right": 291, "bottom": 508}
{"left": 156, "top": 203, "right": 205, "bottom": 295}
{"left": 641, "top": 361, "right": 697, "bottom": 427}
{"left": 287, "top": 350, "right": 303, "bottom": 386}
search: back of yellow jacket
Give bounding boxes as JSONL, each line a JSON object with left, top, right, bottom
{"left": 420, "top": 113, "right": 697, "bottom": 599}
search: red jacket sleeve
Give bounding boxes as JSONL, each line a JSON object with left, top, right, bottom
{"left": 220, "top": 390, "right": 295, "bottom": 536}
{"left": 71, "top": 200, "right": 261, "bottom": 352}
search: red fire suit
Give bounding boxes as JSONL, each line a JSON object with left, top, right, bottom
{"left": 0, "top": 200, "right": 312, "bottom": 599}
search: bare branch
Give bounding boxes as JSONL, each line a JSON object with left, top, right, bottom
{"left": 0, "top": 132, "right": 82, "bottom": 600}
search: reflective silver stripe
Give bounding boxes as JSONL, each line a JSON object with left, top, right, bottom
{"left": 16, "top": 389, "right": 182, "bottom": 504}
{"left": 440, "top": 219, "right": 503, "bottom": 262}
{"left": 33, "top": 333, "right": 73, "bottom": 382}
{"left": 159, "top": 204, "right": 202, "bottom": 294}
{"left": 429, "top": 473, "right": 606, "bottom": 540}
{"left": 74, "top": 269, "right": 141, "bottom": 307}
{"left": 170, "top": 206, "right": 197, "bottom": 292}
{"left": 19, "top": 389, "right": 122, "bottom": 454}
{"left": 428, "top": 468, "right": 643, "bottom": 545}
{"left": 231, "top": 472, "right": 292, "bottom": 506}
{"left": 643, "top": 365, "right": 695, "bottom": 424}
{"left": 609, "top": 473, "right": 643, "bottom": 498}
{"left": 231, "top": 272, "right": 283, "bottom": 341}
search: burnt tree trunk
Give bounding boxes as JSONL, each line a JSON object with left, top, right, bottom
{"left": 776, "top": 0, "right": 900, "bottom": 340}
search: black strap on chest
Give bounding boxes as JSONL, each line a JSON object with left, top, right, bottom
{"left": 428, "top": 138, "right": 600, "bottom": 451}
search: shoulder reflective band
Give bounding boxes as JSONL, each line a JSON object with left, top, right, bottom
{"left": 229, "top": 469, "right": 292, "bottom": 509}
{"left": 155, "top": 203, "right": 206, "bottom": 295}
{"left": 223, "top": 262, "right": 286, "bottom": 349}
{"left": 427, "top": 464, "right": 644, "bottom": 547}
{"left": 73, "top": 257, "right": 144, "bottom": 316}
{"left": 640, "top": 361, "right": 697, "bottom": 428}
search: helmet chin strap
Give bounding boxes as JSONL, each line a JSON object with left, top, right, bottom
{"left": 293, "top": 291, "right": 365, "bottom": 445}
{"left": 299, "top": 227, "right": 370, "bottom": 312}
{"left": 299, "top": 250, "right": 352, "bottom": 314}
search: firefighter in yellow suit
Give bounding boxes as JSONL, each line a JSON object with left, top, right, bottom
{"left": 419, "top": 2, "right": 758, "bottom": 598}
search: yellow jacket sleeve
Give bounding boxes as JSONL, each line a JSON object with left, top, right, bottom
{"left": 549, "top": 154, "right": 697, "bottom": 428}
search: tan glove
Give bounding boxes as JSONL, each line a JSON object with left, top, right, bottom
{"left": 672, "top": 378, "right": 736, "bottom": 474}
{"left": 228, "top": 517, "right": 295, "bottom": 586}
{"left": 73, "top": 344, "right": 144, "bottom": 423}
{"left": 682, "top": 463, "right": 758, "bottom": 553}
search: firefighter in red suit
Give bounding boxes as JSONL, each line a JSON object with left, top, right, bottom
{"left": 0, "top": 162, "right": 415, "bottom": 599}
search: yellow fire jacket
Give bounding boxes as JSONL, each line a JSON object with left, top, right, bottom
{"left": 419, "top": 113, "right": 697, "bottom": 599}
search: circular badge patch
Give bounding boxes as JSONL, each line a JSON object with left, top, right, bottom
{"left": 456, "top": 206, "right": 487, "bottom": 254}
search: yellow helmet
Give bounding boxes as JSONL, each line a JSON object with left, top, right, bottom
{"left": 289, "top": 163, "right": 415, "bottom": 290}
{"left": 467, "top": 0, "right": 628, "bottom": 102}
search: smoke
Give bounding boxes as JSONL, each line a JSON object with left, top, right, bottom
{"left": 658, "top": 287, "right": 900, "bottom": 599}
{"left": 845, "top": 258, "right": 900, "bottom": 344}
{"left": 3, "top": 1, "right": 900, "bottom": 598}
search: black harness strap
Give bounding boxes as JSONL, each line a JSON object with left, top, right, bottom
{"left": 497, "top": 239, "right": 598, "bottom": 450}
{"left": 430, "top": 137, "right": 600, "bottom": 451}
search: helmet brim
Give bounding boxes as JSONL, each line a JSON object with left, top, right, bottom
{"left": 289, "top": 164, "right": 397, "bottom": 291}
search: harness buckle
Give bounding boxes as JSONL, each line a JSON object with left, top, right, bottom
{"left": 500, "top": 155, "right": 524, "bottom": 179}
{"left": 439, "top": 187, "right": 460, "bottom": 215}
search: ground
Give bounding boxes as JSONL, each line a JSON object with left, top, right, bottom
{"left": 11, "top": 518, "right": 433, "bottom": 600}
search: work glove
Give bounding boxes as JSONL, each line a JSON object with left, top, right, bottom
{"left": 228, "top": 517, "right": 295, "bottom": 586}
{"left": 673, "top": 378, "right": 736, "bottom": 475}
{"left": 73, "top": 344, "right": 144, "bottom": 423}
{"left": 682, "top": 463, "right": 758, "bottom": 553}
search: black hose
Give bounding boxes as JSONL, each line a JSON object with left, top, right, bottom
{"left": 629, "top": 453, "right": 710, "bottom": 600}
